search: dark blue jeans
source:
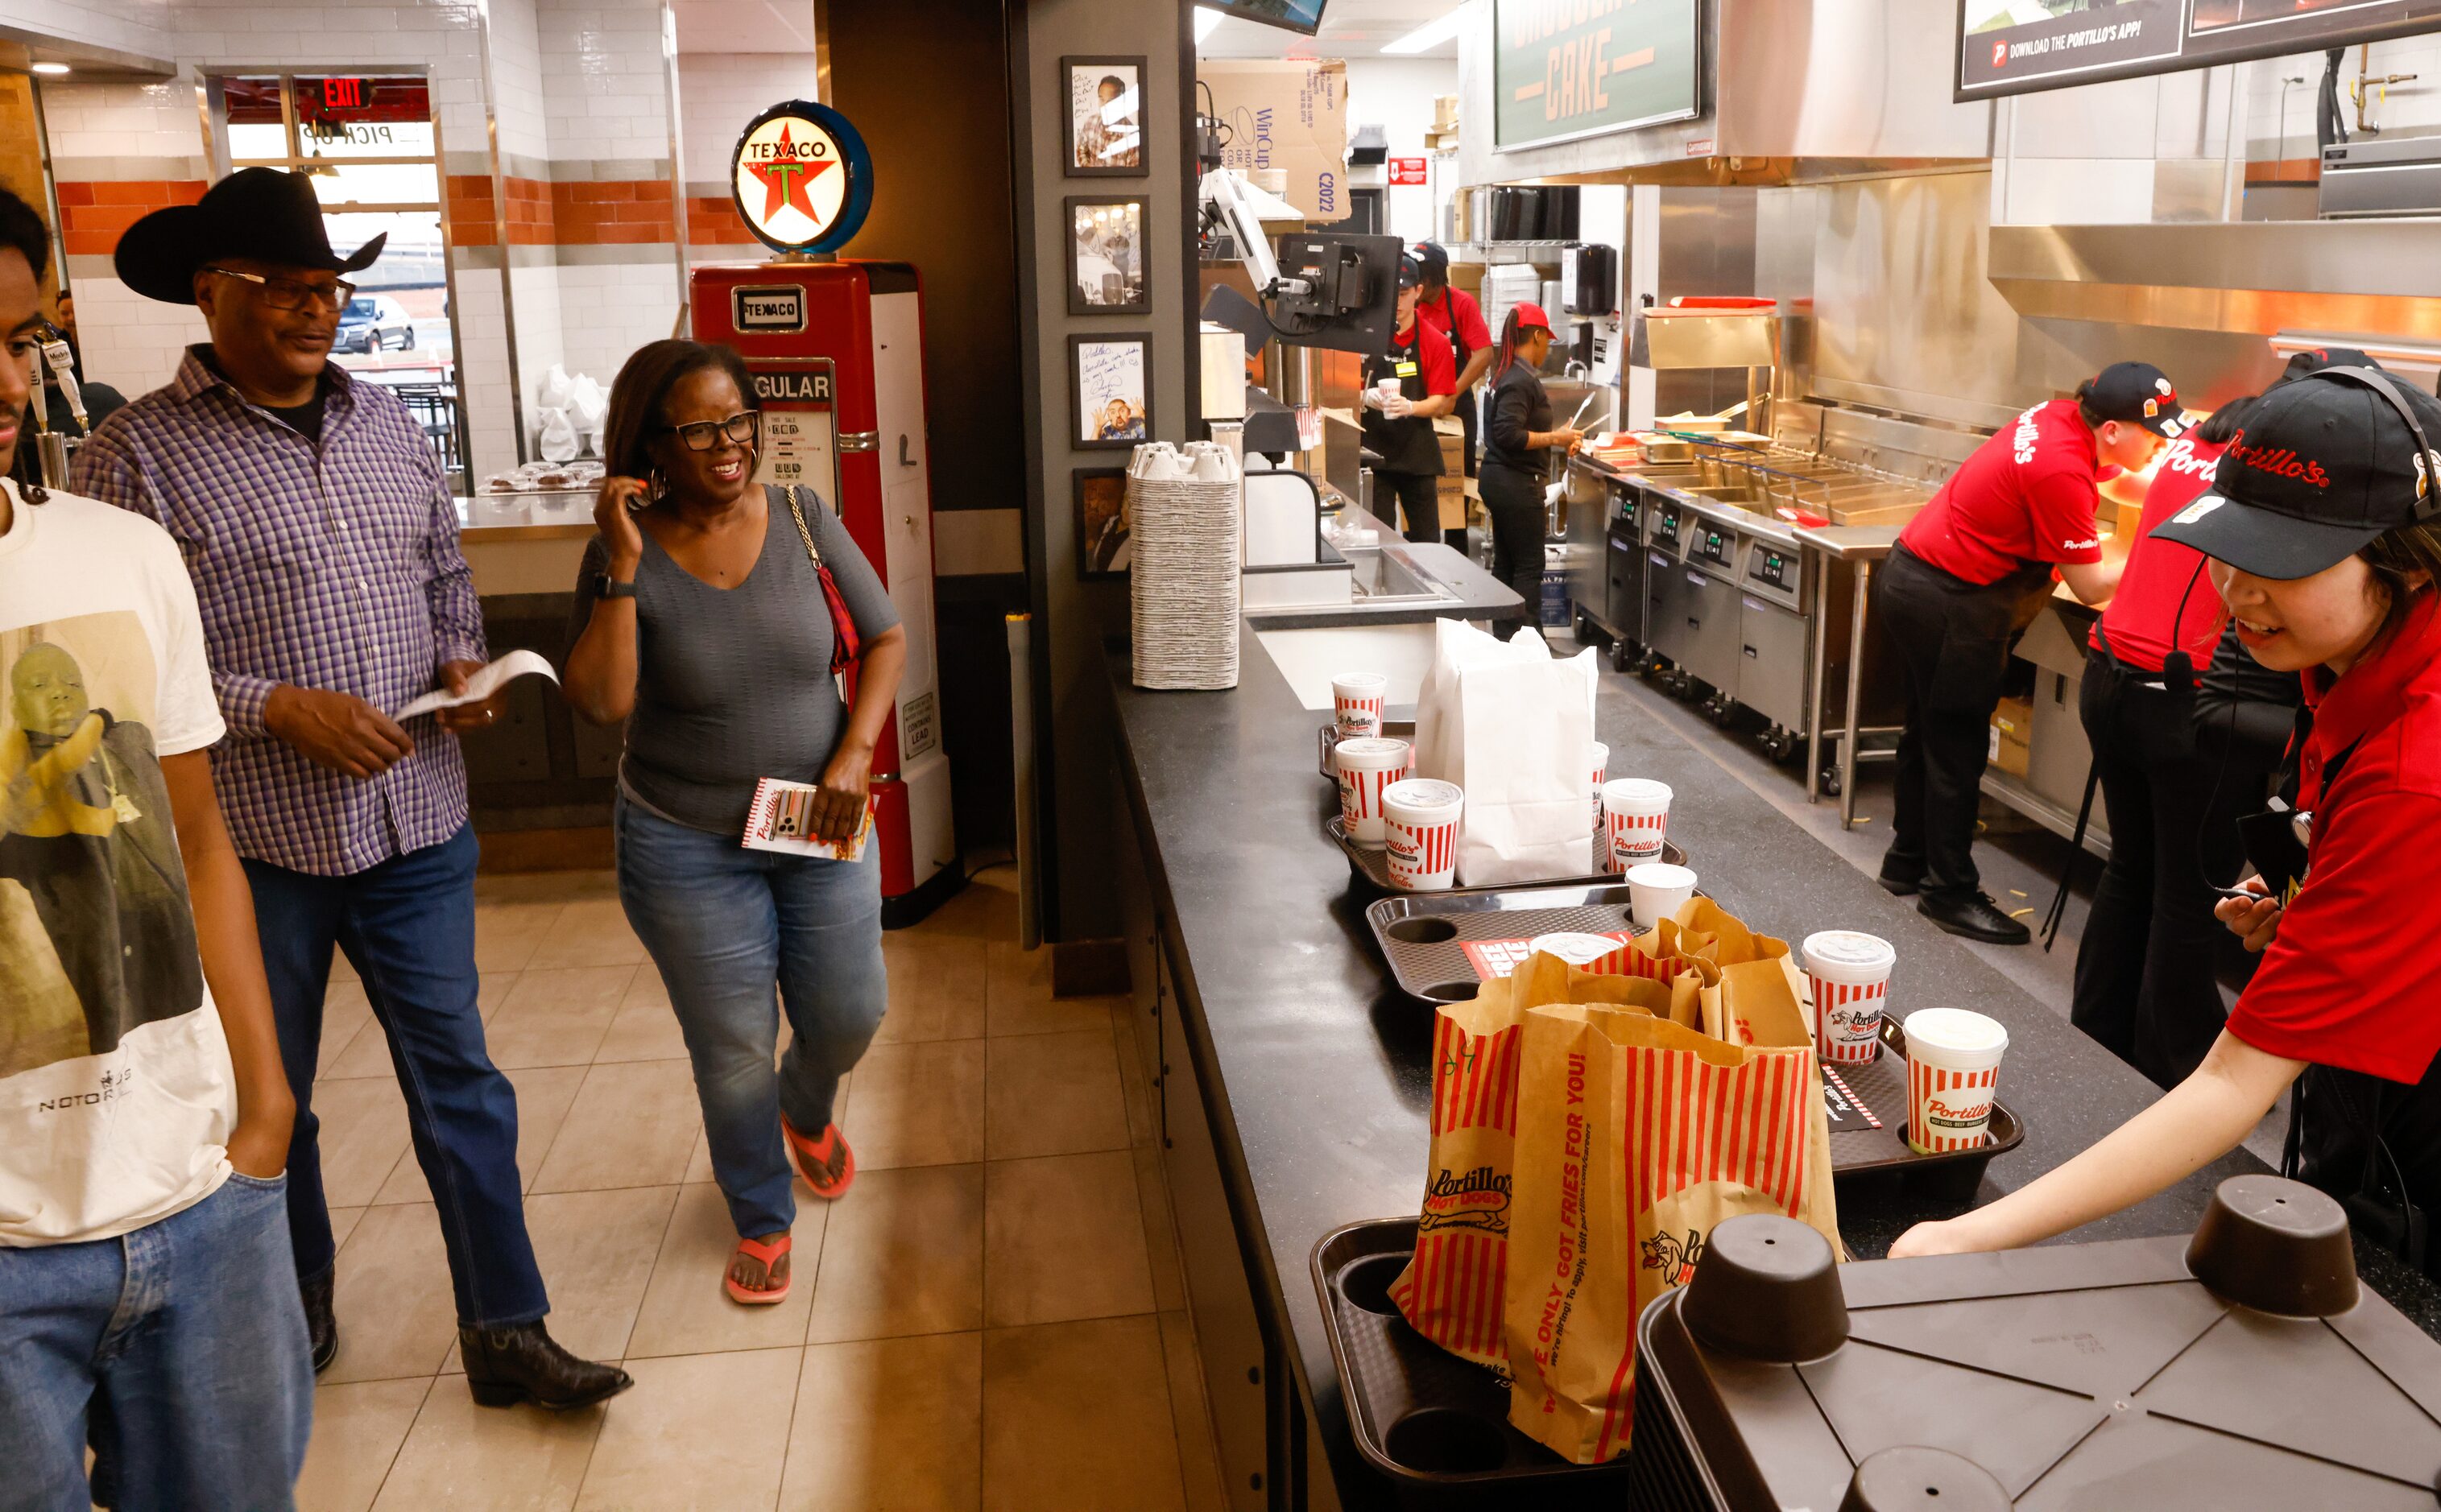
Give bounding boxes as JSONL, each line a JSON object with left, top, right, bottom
{"left": 244, "top": 824, "right": 548, "bottom": 1328}
{"left": 0, "top": 1173, "right": 312, "bottom": 1511}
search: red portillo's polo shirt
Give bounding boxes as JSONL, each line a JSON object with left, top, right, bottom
{"left": 1392, "top": 316, "right": 1459, "bottom": 398}
{"left": 2224, "top": 590, "right": 2441, "bottom": 1084}
{"left": 1417, "top": 284, "right": 1491, "bottom": 366}
{"left": 1898, "top": 399, "right": 2106, "bottom": 586}
{"left": 2091, "top": 434, "right": 2232, "bottom": 678}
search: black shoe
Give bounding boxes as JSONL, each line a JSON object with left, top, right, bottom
{"left": 1876, "top": 870, "right": 1922, "bottom": 898}
{"left": 459, "top": 1322, "right": 633, "bottom": 1411}
{"left": 1918, "top": 890, "right": 2032, "bottom": 945}
{"left": 300, "top": 1266, "right": 337, "bottom": 1374}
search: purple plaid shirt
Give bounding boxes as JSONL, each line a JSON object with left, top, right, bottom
{"left": 71, "top": 349, "right": 486, "bottom": 876}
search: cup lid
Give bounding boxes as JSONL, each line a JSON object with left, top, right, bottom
{"left": 1333, "top": 671, "right": 1387, "bottom": 689}
{"left": 1527, "top": 932, "right": 1623, "bottom": 965}
{"left": 1331, "top": 736, "right": 1409, "bottom": 766}
{"left": 1590, "top": 740, "right": 1609, "bottom": 762}
{"left": 1384, "top": 777, "right": 1463, "bottom": 810}
{"left": 1624, "top": 861, "right": 1695, "bottom": 889}
{"left": 1802, "top": 930, "right": 1896, "bottom": 974}
{"left": 1902, "top": 1007, "right": 2009, "bottom": 1057}
{"left": 1601, "top": 777, "right": 1671, "bottom": 804}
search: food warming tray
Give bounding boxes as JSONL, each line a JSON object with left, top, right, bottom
{"left": 1327, "top": 818, "right": 1686, "bottom": 898}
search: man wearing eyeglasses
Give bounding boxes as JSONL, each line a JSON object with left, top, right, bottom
{"left": 70, "top": 167, "right": 631, "bottom": 1411}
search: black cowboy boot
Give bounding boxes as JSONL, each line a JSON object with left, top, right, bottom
{"left": 458, "top": 1321, "right": 633, "bottom": 1410}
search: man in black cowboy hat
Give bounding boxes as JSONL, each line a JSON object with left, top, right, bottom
{"left": 72, "top": 167, "right": 631, "bottom": 1411}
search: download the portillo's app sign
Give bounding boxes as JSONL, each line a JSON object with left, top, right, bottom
{"left": 1958, "top": 0, "right": 2441, "bottom": 101}
{"left": 1491, "top": 0, "right": 1702, "bottom": 152}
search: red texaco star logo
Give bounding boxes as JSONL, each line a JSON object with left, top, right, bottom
{"left": 743, "top": 124, "right": 834, "bottom": 223}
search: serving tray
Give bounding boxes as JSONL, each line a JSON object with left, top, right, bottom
{"left": 1328, "top": 816, "right": 1686, "bottom": 899}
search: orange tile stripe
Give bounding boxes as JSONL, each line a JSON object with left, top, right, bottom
{"left": 56, "top": 180, "right": 206, "bottom": 257}
{"left": 56, "top": 176, "right": 737, "bottom": 256}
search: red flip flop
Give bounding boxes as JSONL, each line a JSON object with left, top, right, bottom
{"left": 724, "top": 1233, "right": 792, "bottom": 1306}
{"left": 781, "top": 1117, "right": 857, "bottom": 1200}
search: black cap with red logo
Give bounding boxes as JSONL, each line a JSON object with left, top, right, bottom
{"left": 2151, "top": 366, "right": 2441, "bottom": 580}
{"left": 2279, "top": 345, "right": 2379, "bottom": 381}
{"left": 2084, "top": 360, "right": 2187, "bottom": 439}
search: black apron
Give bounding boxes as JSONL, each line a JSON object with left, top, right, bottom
{"left": 1429, "top": 291, "right": 1479, "bottom": 478}
{"left": 1887, "top": 543, "right": 2058, "bottom": 714}
{"left": 1360, "top": 332, "right": 1446, "bottom": 479}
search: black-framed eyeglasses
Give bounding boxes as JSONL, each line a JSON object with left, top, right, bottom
{"left": 660, "top": 410, "right": 763, "bottom": 451}
{"left": 202, "top": 266, "right": 356, "bottom": 313}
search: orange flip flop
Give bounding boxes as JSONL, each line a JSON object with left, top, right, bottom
{"left": 724, "top": 1233, "right": 792, "bottom": 1306}
{"left": 781, "top": 1117, "right": 857, "bottom": 1200}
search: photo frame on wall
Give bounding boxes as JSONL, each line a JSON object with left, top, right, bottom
{"left": 1064, "top": 56, "right": 1147, "bottom": 176}
{"left": 1069, "top": 332, "right": 1151, "bottom": 451}
{"left": 1073, "top": 467, "right": 1132, "bottom": 578}
{"left": 1065, "top": 195, "right": 1150, "bottom": 316}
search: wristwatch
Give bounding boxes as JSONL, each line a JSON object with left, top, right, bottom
{"left": 594, "top": 574, "right": 636, "bottom": 600}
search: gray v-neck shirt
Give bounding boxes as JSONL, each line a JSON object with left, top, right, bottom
{"left": 571, "top": 487, "right": 900, "bottom": 836}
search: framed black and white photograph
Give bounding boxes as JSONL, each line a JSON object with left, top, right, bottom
{"left": 1073, "top": 467, "right": 1132, "bottom": 578}
{"left": 1069, "top": 333, "right": 1152, "bottom": 451}
{"left": 1064, "top": 56, "right": 1146, "bottom": 176}
{"left": 1065, "top": 195, "right": 1148, "bottom": 315}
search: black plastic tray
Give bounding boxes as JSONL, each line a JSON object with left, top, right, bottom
{"left": 1329, "top": 816, "right": 1686, "bottom": 898}
{"left": 1312, "top": 1217, "right": 1632, "bottom": 1510}
{"left": 1320, "top": 719, "right": 1419, "bottom": 781}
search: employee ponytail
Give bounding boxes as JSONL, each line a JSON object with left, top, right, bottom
{"left": 1492, "top": 307, "right": 1528, "bottom": 386}
{"left": 2073, "top": 377, "right": 2105, "bottom": 432}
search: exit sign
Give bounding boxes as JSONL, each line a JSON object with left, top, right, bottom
{"left": 1388, "top": 156, "right": 1427, "bottom": 185}
{"left": 323, "top": 76, "right": 362, "bottom": 108}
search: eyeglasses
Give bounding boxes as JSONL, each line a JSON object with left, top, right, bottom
{"left": 660, "top": 411, "right": 763, "bottom": 451}
{"left": 202, "top": 267, "right": 355, "bottom": 312}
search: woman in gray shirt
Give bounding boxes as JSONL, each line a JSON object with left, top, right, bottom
{"left": 564, "top": 340, "right": 904, "bottom": 1306}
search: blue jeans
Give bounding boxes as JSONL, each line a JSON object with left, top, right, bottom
{"left": 245, "top": 824, "right": 548, "bottom": 1328}
{"left": 615, "top": 795, "right": 887, "bottom": 1238}
{"left": 0, "top": 1174, "right": 312, "bottom": 1512}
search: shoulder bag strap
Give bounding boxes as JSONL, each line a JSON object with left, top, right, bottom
{"left": 780, "top": 485, "right": 861, "bottom": 675}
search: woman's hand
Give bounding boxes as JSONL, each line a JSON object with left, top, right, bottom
{"left": 2215, "top": 878, "right": 2282, "bottom": 953}
{"left": 1887, "top": 1218, "right": 1989, "bottom": 1259}
{"left": 1553, "top": 427, "right": 1586, "bottom": 452}
{"left": 813, "top": 738, "right": 875, "bottom": 842}
{"left": 594, "top": 474, "right": 650, "bottom": 574}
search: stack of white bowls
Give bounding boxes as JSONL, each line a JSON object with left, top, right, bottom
{"left": 1129, "top": 440, "right": 1242, "bottom": 690}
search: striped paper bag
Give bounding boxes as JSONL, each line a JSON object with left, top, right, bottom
{"left": 1388, "top": 953, "right": 1692, "bottom": 1370}
{"left": 1502, "top": 999, "right": 1842, "bottom": 1464}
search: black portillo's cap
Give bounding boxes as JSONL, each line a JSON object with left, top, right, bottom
{"left": 2152, "top": 366, "right": 2441, "bottom": 580}
{"left": 1396, "top": 254, "right": 1423, "bottom": 291}
{"left": 1410, "top": 242, "right": 1449, "bottom": 281}
{"left": 2085, "top": 361, "right": 2187, "bottom": 439}
{"left": 2280, "top": 345, "right": 2380, "bottom": 381}
{"left": 115, "top": 166, "right": 387, "bottom": 305}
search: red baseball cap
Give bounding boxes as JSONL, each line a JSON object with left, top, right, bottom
{"left": 1510, "top": 302, "right": 1553, "bottom": 334}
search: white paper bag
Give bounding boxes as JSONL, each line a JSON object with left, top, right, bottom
{"left": 1413, "top": 618, "right": 1599, "bottom": 886}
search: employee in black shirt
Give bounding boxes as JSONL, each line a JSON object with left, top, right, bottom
{"left": 1478, "top": 303, "right": 1582, "bottom": 639}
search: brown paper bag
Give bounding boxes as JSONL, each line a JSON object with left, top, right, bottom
{"left": 1503, "top": 999, "right": 1843, "bottom": 1463}
{"left": 1388, "top": 953, "right": 1690, "bottom": 1369}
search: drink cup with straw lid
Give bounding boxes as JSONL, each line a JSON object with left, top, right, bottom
{"left": 1902, "top": 1008, "right": 2009, "bottom": 1154}
{"left": 1383, "top": 778, "right": 1463, "bottom": 891}
{"left": 1331, "top": 736, "right": 1411, "bottom": 848}
{"left": 1601, "top": 778, "right": 1671, "bottom": 871}
{"left": 1802, "top": 930, "right": 1897, "bottom": 1066}
{"left": 1333, "top": 672, "right": 1387, "bottom": 738}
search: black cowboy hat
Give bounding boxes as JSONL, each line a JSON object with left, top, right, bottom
{"left": 114, "top": 167, "right": 386, "bottom": 305}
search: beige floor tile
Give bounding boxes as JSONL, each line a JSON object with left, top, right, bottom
{"left": 575, "top": 1348, "right": 801, "bottom": 1511}
{"left": 683, "top": 1126, "right": 714, "bottom": 1185}
{"left": 325, "top": 1202, "right": 459, "bottom": 1384}
{"left": 805, "top": 1163, "right": 984, "bottom": 1344}
{"left": 1111, "top": 1002, "right": 1157, "bottom": 1149}
{"left": 842, "top": 1039, "right": 985, "bottom": 1169}
{"left": 987, "top": 944, "right": 1119, "bottom": 1037}
{"left": 984, "top": 1151, "right": 1156, "bottom": 1328}
{"left": 483, "top": 966, "right": 635, "bottom": 1069}
{"left": 516, "top": 1185, "right": 678, "bottom": 1363}
{"left": 875, "top": 933, "right": 987, "bottom": 1044}
{"left": 527, "top": 897, "right": 648, "bottom": 972}
{"left": 913, "top": 874, "right": 1017, "bottom": 941}
{"left": 1132, "top": 1140, "right": 1188, "bottom": 1314}
{"left": 311, "top": 1076, "right": 412, "bottom": 1208}
{"left": 296, "top": 1377, "right": 431, "bottom": 1512}
{"left": 317, "top": 979, "right": 375, "bottom": 1076}
{"left": 777, "top": 1332, "right": 981, "bottom": 1511}
{"left": 474, "top": 900, "right": 566, "bottom": 973}
{"left": 475, "top": 870, "right": 619, "bottom": 905}
{"left": 328, "top": 1204, "right": 367, "bottom": 1254}
{"left": 982, "top": 1316, "right": 1185, "bottom": 1512}
{"left": 1157, "top": 1312, "right": 1229, "bottom": 1512}
{"left": 594, "top": 967, "right": 689, "bottom": 1063}
{"left": 323, "top": 1006, "right": 400, "bottom": 1083}
{"left": 479, "top": 972, "right": 518, "bottom": 1022}
{"left": 985, "top": 1027, "right": 1128, "bottom": 1160}
{"left": 626, "top": 1181, "right": 825, "bottom": 1358}
{"left": 371, "top": 1378, "right": 603, "bottom": 1512}
{"left": 532, "top": 1060, "right": 702, "bottom": 1193}
{"left": 368, "top": 1062, "right": 587, "bottom": 1205}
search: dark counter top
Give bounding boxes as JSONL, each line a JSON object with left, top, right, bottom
{"left": 1107, "top": 625, "right": 2441, "bottom": 1506}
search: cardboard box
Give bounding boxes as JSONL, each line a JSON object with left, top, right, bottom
{"left": 1201, "top": 59, "right": 1350, "bottom": 226}
{"left": 1989, "top": 696, "right": 2032, "bottom": 779}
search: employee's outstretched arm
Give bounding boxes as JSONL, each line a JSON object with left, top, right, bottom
{"left": 2058, "top": 556, "right": 2123, "bottom": 607}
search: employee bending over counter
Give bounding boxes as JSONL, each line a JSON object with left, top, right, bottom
{"left": 1894, "top": 368, "right": 2441, "bottom": 1282}
{"left": 1875, "top": 362, "right": 2179, "bottom": 945}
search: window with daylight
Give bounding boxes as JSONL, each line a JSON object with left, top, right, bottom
{"left": 206, "top": 72, "right": 469, "bottom": 487}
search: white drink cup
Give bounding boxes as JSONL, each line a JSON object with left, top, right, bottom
{"left": 1802, "top": 931, "right": 1897, "bottom": 1066}
{"left": 1902, "top": 1008, "right": 2009, "bottom": 1154}
{"left": 1332, "top": 671, "right": 1387, "bottom": 738}
{"left": 1588, "top": 741, "right": 1609, "bottom": 832}
{"left": 1601, "top": 778, "right": 1672, "bottom": 871}
{"left": 1374, "top": 378, "right": 1402, "bottom": 405}
{"left": 1624, "top": 861, "right": 1696, "bottom": 929}
{"left": 1383, "top": 779, "right": 1463, "bottom": 891}
{"left": 1526, "top": 932, "right": 1628, "bottom": 970}
{"left": 1332, "top": 737, "right": 1411, "bottom": 849}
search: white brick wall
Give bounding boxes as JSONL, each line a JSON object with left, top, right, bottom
{"left": 0, "top": 0, "right": 172, "bottom": 58}
{"left": 676, "top": 52, "right": 820, "bottom": 188}
{"left": 65, "top": 272, "right": 209, "bottom": 399}
{"left": 539, "top": 0, "right": 672, "bottom": 158}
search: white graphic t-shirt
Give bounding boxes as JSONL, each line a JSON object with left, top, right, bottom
{"left": 0, "top": 480, "right": 235, "bottom": 1246}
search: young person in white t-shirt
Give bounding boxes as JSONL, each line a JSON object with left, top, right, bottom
{"left": 0, "top": 190, "right": 310, "bottom": 1507}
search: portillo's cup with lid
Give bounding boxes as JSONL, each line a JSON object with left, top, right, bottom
{"left": 1902, "top": 1008, "right": 2009, "bottom": 1154}
{"left": 1588, "top": 741, "right": 1609, "bottom": 830}
{"left": 1332, "top": 672, "right": 1388, "bottom": 738}
{"left": 1802, "top": 930, "right": 1897, "bottom": 1065}
{"left": 1600, "top": 778, "right": 1671, "bottom": 871}
{"left": 1382, "top": 779, "right": 1464, "bottom": 891}
{"left": 1330, "top": 736, "right": 1411, "bottom": 848}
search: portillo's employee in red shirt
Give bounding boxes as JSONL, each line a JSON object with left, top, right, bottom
{"left": 1361, "top": 253, "right": 1459, "bottom": 544}
{"left": 1876, "top": 361, "right": 2183, "bottom": 944}
{"left": 1893, "top": 366, "right": 2441, "bottom": 1278}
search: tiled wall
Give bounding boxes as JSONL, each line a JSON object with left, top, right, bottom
{"left": 676, "top": 52, "right": 821, "bottom": 256}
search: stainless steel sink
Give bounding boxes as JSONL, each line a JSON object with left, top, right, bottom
{"left": 1347, "top": 544, "right": 1458, "bottom": 605}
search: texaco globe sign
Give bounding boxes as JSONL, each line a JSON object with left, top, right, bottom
{"left": 730, "top": 100, "right": 874, "bottom": 256}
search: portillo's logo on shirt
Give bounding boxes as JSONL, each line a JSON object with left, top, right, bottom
{"left": 729, "top": 100, "right": 874, "bottom": 256}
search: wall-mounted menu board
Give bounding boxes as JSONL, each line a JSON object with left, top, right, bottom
{"left": 1493, "top": 0, "right": 1703, "bottom": 152}
{"left": 1959, "top": 0, "right": 2441, "bottom": 101}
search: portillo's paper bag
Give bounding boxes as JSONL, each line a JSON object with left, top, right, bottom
{"left": 1388, "top": 953, "right": 1695, "bottom": 1369}
{"left": 1503, "top": 1002, "right": 1843, "bottom": 1464}
{"left": 1411, "top": 617, "right": 1602, "bottom": 887}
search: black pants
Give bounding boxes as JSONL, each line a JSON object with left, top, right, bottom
{"left": 2071, "top": 647, "right": 2243, "bottom": 1089}
{"left": 1875, "top": 546, "right": 2022, "bottom": 901}
{"left": 1450, "top": 390, "right": 1478, "bottom": 547}
{"left": 1480, "top": 461, "right": 1545, "bottom": 641}
{"left": 1376, "top": 469, "right": 1442, "bottom": 545}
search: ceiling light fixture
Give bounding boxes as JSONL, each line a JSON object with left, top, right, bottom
{"left": 31, "top": 62, "right": 71, "bottom": 76}
{"left": 1194, "top": 6, "right": 1227, "bottom": 43}
{"left": 1381, "top": 8, "right": 1466, "bottom": 55}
